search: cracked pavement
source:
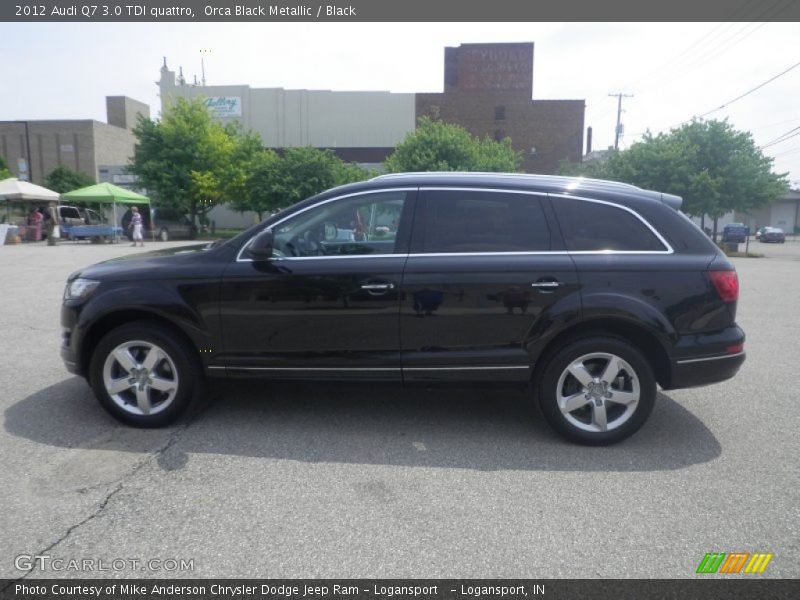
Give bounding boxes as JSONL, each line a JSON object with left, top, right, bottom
{"left": 1, "top": 239, "right": 798, "bottom": 579}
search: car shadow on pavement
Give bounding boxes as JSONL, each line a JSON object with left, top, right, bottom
{"left": 5, "top": 377, "right": 722, "bottom": 472}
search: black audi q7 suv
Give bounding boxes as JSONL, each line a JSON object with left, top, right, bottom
{"left": 61, "top": 173, "right": 745, "bottom": 444}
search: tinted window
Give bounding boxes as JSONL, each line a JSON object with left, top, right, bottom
{"left": 419, "top": 190, "right": 551, "bottom": 253}
{"left": 272, "top": 191, "right": 408, "bottom": 257}
{"left": 59, "top": 207, "right": 81, "bottom": 219}
{"left": 553, "top": 198, "right": 667, "bottom": 252}
{"left": 155, "top": 208, "right": 180, "bottom": 221}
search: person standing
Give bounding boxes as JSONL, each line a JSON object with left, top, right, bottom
{"left": 27, "top": 207, "right": 43, "bottom": 241}
{"left": 46, "top": 202, "right": 59, "bottom": 246}
{"left": 129, "top": 206, "right": 144, "bottom": 247}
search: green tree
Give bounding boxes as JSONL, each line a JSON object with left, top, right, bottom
{"left": 384, "top": 116, "right": 521, "bottom": 173}
{"left": 558, "top": 119, "right": 788, "bottom": 239}
{"left": 274, "top": 147, "right": 370, "bottom": 206}
{"left": 228, "top": 146, "right": 370, "bottom": 221}
{"left": 0, "top": 156, "right": 12, "bottom": 180}
{"left": 227, "top": 146, "right": 281, "bottom": 221}
{"left": 43, "top": 165, "right": 95, "bottom": 193}
{"left": 128, "top": 97, "right": 238, "bottom": 228}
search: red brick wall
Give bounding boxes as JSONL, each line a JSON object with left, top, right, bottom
{"left": 419, "top": 42, "right": 585, "bottom": 174}
{"left": 416, "top": 93, "right": 585, "bottom": 174}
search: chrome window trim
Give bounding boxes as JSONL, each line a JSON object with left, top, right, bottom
{"left": 235, "top": 185, "right": 673, "bottom": 262}
{"left": 236, "top": 187, "right": 417, "bottom": 262}
{"left": 676, "top": 351, "right": 745, "bottom": 365}
{"left": 547, "top": 192, "right": 673, "bottom": 254}
{"left": 214, "top": 365, "right": 529, "bottom": 372}
{"left": 224, "top": 366, "right": 402, "bottom": 372}
{"left": 415, "top": 187, "right": 672, "bottom": 255}
{"left": 403, "top": 365, "right": 530, "bottom": 371}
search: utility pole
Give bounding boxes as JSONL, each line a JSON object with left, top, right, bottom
{"left": 609, "top": 93, "right": 633, "bottom": 149}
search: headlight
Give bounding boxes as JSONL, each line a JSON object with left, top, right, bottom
{"left": 64, "top": 278, "right": 100, "bottom": 301}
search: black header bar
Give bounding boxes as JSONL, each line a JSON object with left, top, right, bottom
{"left": 3, "top": 0, "right": 800, "bottom": 22}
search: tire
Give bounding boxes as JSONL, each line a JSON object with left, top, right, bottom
{"left": 89, "top": 321, "right": 201, "bottom": 427}
{"left": 159, "top": 228, "right": 169, "bottom": 242}
{"left": 536, "top": 336, "right": 656, "bottom": 445}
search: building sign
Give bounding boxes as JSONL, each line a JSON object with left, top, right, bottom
{"left": 204, "top": 96, "right": 242, "bottom": 118}
{"left": 60, "top": 144, "right": 74, "bottom": 153}
{"left": 113, "top": 174, "right": 136, "bottom": 184}
{"left": 17, "top": 158, "right": 29, "bottom": 181}
{"left": 451, "top": 45, "right": 533, "bottom": 92}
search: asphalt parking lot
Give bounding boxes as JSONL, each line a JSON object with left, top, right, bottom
{"left": 1, "top": 238, "right": 798, "bottom": 580}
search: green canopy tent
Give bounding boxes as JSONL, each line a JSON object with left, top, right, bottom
{"left": 61, "top": 183, "right": 149, "bottom": 240}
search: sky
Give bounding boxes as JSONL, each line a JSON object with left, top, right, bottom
{"left": 1, "top": 21, "right": 798, "bottom": 185}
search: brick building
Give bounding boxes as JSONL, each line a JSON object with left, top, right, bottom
{"left": 0, "top": 96, "right": 148, "bottom": 186}
{"left": 416, "top": 43, "right": 585, "bottom": 173}
{"left": 159, "top": 42, "right": 585, "bottom": 174}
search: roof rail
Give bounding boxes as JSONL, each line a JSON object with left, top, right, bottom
{"left": 370, "top": 171, "right": 641, "bottom": 189}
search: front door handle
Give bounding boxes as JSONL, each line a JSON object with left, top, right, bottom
{"left": 531, "top": 281, "right": 561, "bottom": 289}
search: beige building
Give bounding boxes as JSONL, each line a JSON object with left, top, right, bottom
{"left": 158, "top": 61, "right": 415, "bottom": 169}
{"left": 737, "top": 189, "right": 800, "bottom": 235}
{"left": 0, "top": 97, "right": 149, "bottom": 186}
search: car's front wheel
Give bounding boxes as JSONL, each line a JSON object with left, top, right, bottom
{"left": 89, "top": 321, "right": 200, "bottom": 427}
{"left": 537, "top": 336, "right": 656, "bottom": 445}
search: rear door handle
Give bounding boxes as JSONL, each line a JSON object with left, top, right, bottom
{"left": 361, "top": 283, "right": 396, "bottom": 294}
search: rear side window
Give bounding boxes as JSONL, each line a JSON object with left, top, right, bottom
{"left": 552, "top": 198, "right": 667, "bottom": 252}
{"left": 419, "top": 190, "right": 552, "bottom": 253}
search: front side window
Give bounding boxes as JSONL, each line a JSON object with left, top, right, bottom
{"left": 552, "top": 197, "right": 667, "bottom": 252}
{"left": 418, "top": 190, "right": 552, "bottom": 253}
{"left": 271, "top": 191, "right": 408, "bottom": 257}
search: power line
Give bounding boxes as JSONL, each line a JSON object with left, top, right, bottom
{"left": 663, "top": 0, "right": 794, "bottom": 87}
{"left": 771, "top": 145, "right": 800, "bottom": 157}
{"left": 622, "top": 0, "right": 790, "bottom": 105}
{"left": 696, "top": 59, "right": 800, "bottom": 119}
{"left": 761, "top": 126, "right": 800, "bottom": 149}
{"left": 616, "top": 0, "right": 764, "bottom": 94}
{"left": 762, "top": 129, "right": 800, "bottom": 150}
{"left": 670, "top": 58, "right": 800, "bottom": 128}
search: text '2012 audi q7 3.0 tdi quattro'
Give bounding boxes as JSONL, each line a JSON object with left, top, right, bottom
{"left": 61, "top": 173, "right": 745, "bottom": 445}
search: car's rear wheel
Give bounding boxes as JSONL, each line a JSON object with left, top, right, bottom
{"left": 537, "top": 336, "right": 656, "bottom": 445}
{"left": 89, "top": 321, "right": 200, "bottom": 427}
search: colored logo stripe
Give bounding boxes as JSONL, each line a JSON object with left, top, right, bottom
{"left": 696, "top": 552, "right": 773, "bottom": 574}
{"left": 719, "top": 553, "right": 749, "bottom": 573}
{"left": 744, "top": 553, "right": 773, "bottom": 574}
{"left": 697, "top": 553, "right": 726, "bottom": 573}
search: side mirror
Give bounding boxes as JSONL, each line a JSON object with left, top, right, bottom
{"left": 248, "top": 229, "right": 274, "bottom": 261}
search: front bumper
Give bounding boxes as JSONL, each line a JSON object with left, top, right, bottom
{"left": 60, "top": 303, "right": 84, "bottom": 376}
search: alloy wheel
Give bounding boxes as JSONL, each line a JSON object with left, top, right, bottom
{"left": 555, "top": 352, "right": 640, "bottom": 433}
{"left": 102, "top": 340, "right": 179, "bottom": 416}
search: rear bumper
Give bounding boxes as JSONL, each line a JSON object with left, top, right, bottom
{"left": 664, "top": 325, "right": 745, "bottom": 389}
{"left": 667, "top": 351, "right": 746, "bottom": 389}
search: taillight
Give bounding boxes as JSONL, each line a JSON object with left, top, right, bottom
{"left": 708, "top": 270, "right": 739, "bottom": 303}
